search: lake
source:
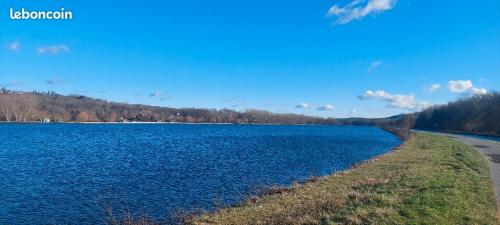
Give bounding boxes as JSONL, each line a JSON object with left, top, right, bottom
{"left": 0, "top": 124, "right": 401, "bottom": 224}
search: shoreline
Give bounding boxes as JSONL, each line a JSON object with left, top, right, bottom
{"left": 184, "top": 133, "right": 498, "bottom": 224}
{"left": 236, "top": 133, "right": 405, "bottom": 203}
{"left": 103, "top": 129, "right": 405, "bottom": 224}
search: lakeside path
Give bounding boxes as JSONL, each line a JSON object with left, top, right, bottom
{"left": 421, "top": 132, "right": 500, "bottom": 206}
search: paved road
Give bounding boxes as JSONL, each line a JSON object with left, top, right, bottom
{"left": 429, "top": 132, "right": 500, "bottom": 206}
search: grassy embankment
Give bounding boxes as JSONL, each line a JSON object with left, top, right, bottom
{"left": 185, "top": 133, "right": 498, "bottom": 225}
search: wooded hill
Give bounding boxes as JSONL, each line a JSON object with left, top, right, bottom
{"left": 413, "top": 92, "right": 500, "bottom": 136}
{"left": 334, "top": 92, "right": 500, "bottom": 136}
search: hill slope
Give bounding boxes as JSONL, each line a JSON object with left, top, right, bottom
{"left": 413, "top": 92, "right": 500, "bottom": 136}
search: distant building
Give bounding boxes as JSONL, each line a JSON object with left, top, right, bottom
{"left": 42, "top": 118, "right": 51, "bottom": 123}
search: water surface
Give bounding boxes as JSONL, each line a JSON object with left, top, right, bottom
{"left": 0, "top": 124, "right": 400, "bottom": 224}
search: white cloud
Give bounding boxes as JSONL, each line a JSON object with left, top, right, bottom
{"left": 316, "top": 104, "right": 335, "bottom": 111}
{"left": 295, "top": 102, "right": 311, "bottom": 109}
{"left": 415, "top": 101, "right": 433, "bottom": 110}
{"left": 358, "top": 90, "right": 390, "bottom": 99}
{"left": 367, "top": 61, "right": 383, "bottom": 72}
{"left": 37, "top": 45, "right": 70, "bottom": 54}
{"left": 470, "top": 87, "right": 487, "bottom": 95}
{"left": 448, "top": 80, "right": 473, "bottom": 93}
{"left": 447, "top": 80, "right": 488, "bottom": 95}
{"left": 295, "top": 103, "right": 335, "bottom": 111}
{"left": 428, "top": 84, "right": 441, "bottom": 93}
{"left": 150, "top": 91, "right": 162, "bottom": 97}
{"left": 326, "top": 0, "right": 397, "bottom": 24}
{"left": 358, "top": 90, "right": 431, "bottom": 111}
{"left": 350, "top": 109, "right": 357, "bottom": 114}
{"left": 7, "top": 42, "right": 20, "bottom": 51}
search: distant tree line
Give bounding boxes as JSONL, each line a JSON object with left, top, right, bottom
{"left": 0, "top": 89, "right": 335, "bottom": 124}
{"left": 1, "top": 88, "right": 498, "bottom": 136}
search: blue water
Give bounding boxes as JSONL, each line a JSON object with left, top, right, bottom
{"left": 0, "top": 124, "right": 400, "bottom": 224}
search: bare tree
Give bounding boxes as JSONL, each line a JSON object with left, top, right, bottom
{"left": 11, "top": 95, "right": 21, "bottom": 122}
{"left": 0, "top": 94, "right": 16, "bottom": 122}
{"left": 19, "top": 95, "right": 36, "bottom": 122}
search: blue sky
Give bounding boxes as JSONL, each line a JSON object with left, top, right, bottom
{"left": 0, "top": 0, "right": 499, "bottom": 118}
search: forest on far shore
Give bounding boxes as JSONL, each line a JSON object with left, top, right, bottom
{"left": 0, "top": 88, "right": 498, "bottom": 136}
{"left": 0, "top": 88, "right": 334, "bottom": 125}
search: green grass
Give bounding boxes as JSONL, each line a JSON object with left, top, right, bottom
{"left": 186, "top": 133, "right": 498, "bottom": 225}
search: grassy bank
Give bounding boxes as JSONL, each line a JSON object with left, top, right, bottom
{"left": 185, "top": 133, "right": 497, "bottom": 225}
